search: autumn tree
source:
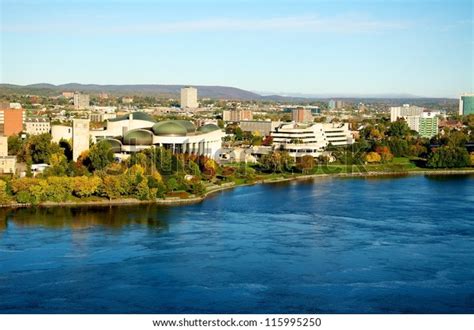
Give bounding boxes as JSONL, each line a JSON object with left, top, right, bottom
{"left": 262, "top": 136, "right": 273, "bottom": 146}
{"left": 260, "top": 151, "right": 294, "bottom": 173}
{"left": 365, "top": 152, "right": 381, "bottom": 163}
{"left": 100, "top": 176, "right": 123, "bottom": 200}
{"left": 72, "top": 176, "right": 102, "bottom": 197}
{"left": 44, "top": 152, "right": 68, "bottom": 176}
{"left": 296, "top": 155, "right": 315, "bottom": 174}
{"left": 375, "top": 146, "right": 394, "bottom": 163}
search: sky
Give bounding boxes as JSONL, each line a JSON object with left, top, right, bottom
{"left": 0, "top": 0, "right": 472, "bottom": 98}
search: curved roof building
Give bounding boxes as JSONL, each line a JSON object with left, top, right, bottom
{"left": 152, "top": 121, "right": 188, "bottom": 136}
{"left": 91, "top": 117, "right": 225, "bottom": 160}
{"left": 123, "top": 129, "right": 154, "bottom": 145}
{"left": 99, "top": 138, "right": 123, "bottom": 153}
{"left": 197, "top": 123, "right": 220, "bottom": 133}
{"left": 174, "top": 120, "right": 196, "bottom": 133}
{"left": 109, "top": 112, "right": 156, "bottom": 123}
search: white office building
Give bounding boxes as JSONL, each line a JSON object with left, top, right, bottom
{"left": 271, "top": 122, "right": 353, "bottom": 158}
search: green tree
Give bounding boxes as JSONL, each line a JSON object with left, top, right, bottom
{"left": 234, "top": 127, "right": 243, "bottom": 140}
{"left": 7, "top": 134, "right": 24, "bottom": 156}
{"left": 59, "top": 139, "right": 73, "bottom": 161}
{"left": 23, "top": 133, "right": 57, "bottom": 164}
{"left": 388, "top": 120, "right": 410, "bottom": 138}
{"left": 187, "top": 160, "right": 201, "bottom": 177}
{"left": 42, "top": 177, "right": 73, "bottom": 202}
{"left": 88, "top": 141, "right": 114, "bottom": 171}
{"left": 427, "top": 146, "right": 470, "bottom": 168}
{"left": 388, "top": 137, "right": 409, "bottom": 157}
{"left": 188, "top": 180, "right": 206, "bottom": 196}
{"left": 166, "top": 177, "right": 179, "bottom": 192}
{"left": 153, "top": 147, "right": 175, "bottom": 175}
{"left": 135, "top": 178, "right": 151, "bottom": 200}
{"left": 252, "top": 135, "right": 263, "bottom": 146}
{"left": 0, "top": 180, "right": 10, "bottom": 204}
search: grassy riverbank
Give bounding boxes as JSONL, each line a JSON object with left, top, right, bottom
{"left": 2, "top": 166, "right": 474, "bottom": 209}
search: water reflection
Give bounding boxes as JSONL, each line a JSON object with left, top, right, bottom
{"left": 0, "top": 205, "right": 171, "bottom": 230}
{"left": 424, "top": 173, "right": 474, "bottom": 181}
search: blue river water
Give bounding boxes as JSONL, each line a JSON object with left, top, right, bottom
{"left": 0, "top": 175, "right": 473, "bottom": 313}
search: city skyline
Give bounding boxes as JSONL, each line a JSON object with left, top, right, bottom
{"left": 1, "top": 0, "right": 473, "bottom": 98}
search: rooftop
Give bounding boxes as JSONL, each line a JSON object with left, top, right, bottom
{"left": 109, "top": 112, "right": 156, "bottom": 123}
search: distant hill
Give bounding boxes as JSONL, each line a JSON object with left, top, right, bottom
{"left": 0, "top": 83, "right": 456, "bottom": 104}
{"left": 0, "top": 83, "right": 263, "bottom": 100}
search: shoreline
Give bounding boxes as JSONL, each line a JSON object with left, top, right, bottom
{"left": 2, "top": 168, "right": 474, "bottom": 209}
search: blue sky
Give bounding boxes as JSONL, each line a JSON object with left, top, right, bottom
{"left": 1, "top": 0, "right": 472, "bottom": 97}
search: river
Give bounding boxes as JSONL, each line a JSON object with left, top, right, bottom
{"left": 1, "top": 175, "right": 473, "bottom": 313}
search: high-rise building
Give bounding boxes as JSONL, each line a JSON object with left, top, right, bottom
{"left": 391, "top": 105, "right": 440, "bottom": 137}
{"left": 180, "top": 87, "right": 198, "bottom": 109}
{"left": 72, "top": 119, "right": 90, "bottom": 161}
{"left": 390, "top": 104, "right": 424, "bottom": 122}
{"left": 73, "top": 93, "right": 90, "bottom": 110}
{"left": 459, "top": 94, "right": 474, "bottom": 115}
{"left": 418, "top": 111, "right": 439, "bottom": 138}
{"left": 0, "top": 103, "right": 25, "bottom": 136}
{"left": 328, "top": 100, "right": 336, "bottom": 110}
{"left": 292, "top": 108, "right": 313, "bottom": 123}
